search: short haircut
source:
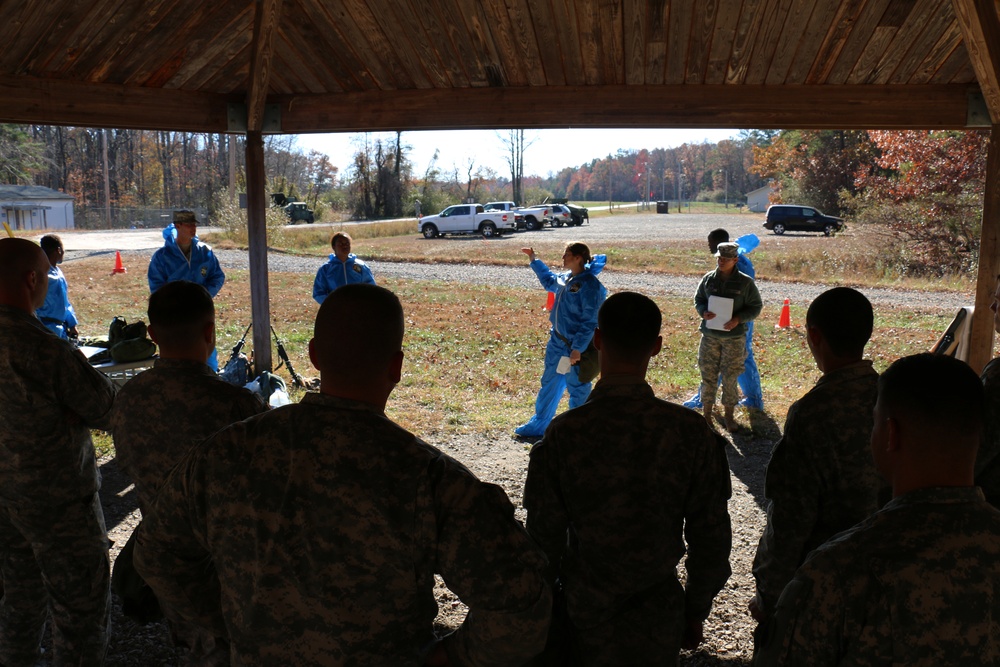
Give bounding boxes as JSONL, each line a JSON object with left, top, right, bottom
{"left": 565, "top": 242, "right": 591, "bottom": 265}
{"left": 806, "top": 287, "right": 873, "bottom": 358}
{"left": 39, "top": 235, "right": 62, "bottom": 254}
{"left": 331, "top": 232, "right": 352, "bottom": 250}
{"left": 597, "top": 292, "right": 661, "bottom": 362}
{"left": 313, "top": 284, "right": 403, "bottom": 376}
{"left": 707, "top": 228, "right": 730, "bottom": 251}
{"left": 0, "top": 238, "right": 47, "bottom": 289}
{"left": 148, "top": 281, "right": 214, "bottom": 347}
{"left": 878, "top": 353, "right": 983, "bottom": 441}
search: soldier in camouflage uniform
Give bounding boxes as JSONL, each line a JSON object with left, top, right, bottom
{"left": 750, "top": 288, "right": 882, "bottom": 656}
{"left": 111, "top": 281, "right": 268, "bottom": 664}
{"left": 0, "top": 237, "right": 118, "bottom": 666}
{"left": 694, "top": 242, "right": 762, "bottom": 431}
{"left": 757, "top": 353, "right": 1000, "bottom": 666}
{"left": 524, "top": 292, "right": 732, "bottom": 666}
{"left": 134, "top": 284, "right": 551, "bottom": 666}
{"left": 974, "top": 274, "right": 1000, "bottom": 506}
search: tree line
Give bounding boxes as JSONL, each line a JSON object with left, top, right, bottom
{"left": 0, "top": 124, "right": 989, "bottom": 273}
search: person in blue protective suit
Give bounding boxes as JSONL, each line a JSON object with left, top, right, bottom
{"left": 36, "top": 234, "right": 78, "bottom": 340}
{"left": 515, "top": 243, "right": 607, "bottom": 439}
{"left": 684, "top": 228, "right": 764, "bottom": 410}
{"left": 312, "top": 232, "right": 376, "bottom": 304}
{"left": 148, "top": 210, "right": 225, "bottom": 370}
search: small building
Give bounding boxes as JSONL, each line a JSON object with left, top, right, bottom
{"left": 0, "top": 185, "right": 75, "bottom": 231}
{"left": 746, "top": 183, "right": 777, "bottom": 213}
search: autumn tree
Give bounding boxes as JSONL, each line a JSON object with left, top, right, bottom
{"left": 847, "top": 130, "right": 988, "bottom": 274}
{"left": 751, "top": 130, "right": 875, "bottom": 214}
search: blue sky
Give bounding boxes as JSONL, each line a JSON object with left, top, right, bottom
{"left": 294, "top": 128, "right": 740, "bottom": 178}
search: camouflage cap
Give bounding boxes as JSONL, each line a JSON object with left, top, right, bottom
{"left": 173, "top": 210, "right": 198, "bottom": 225}
{"left": 714, "top": 242, "right": 739, "bottom": 259}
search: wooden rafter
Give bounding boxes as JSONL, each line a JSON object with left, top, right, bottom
{"left": 247, "top": 0, "right": 282, "bottom": 132}
{"left": 952, "top": 0, "right": 1000, "bottom": 123}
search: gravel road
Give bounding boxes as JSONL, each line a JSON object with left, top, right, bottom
{"left": 217, "top": 248, "right": 970, "bottom": 314}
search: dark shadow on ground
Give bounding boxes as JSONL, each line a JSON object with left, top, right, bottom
{"left": 98, "top": 457, "right": 138, "bottom": 535}
{"left": 719, "top": 408, "right": 780, "bottom": 509}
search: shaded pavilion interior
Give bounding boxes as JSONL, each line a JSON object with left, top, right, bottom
{"left": 2, "top": 0, "right": 1000, "bottom": 371}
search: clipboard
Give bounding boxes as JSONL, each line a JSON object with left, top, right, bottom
{"left": 706, "top": 296, "right": 734, "bottom": 331}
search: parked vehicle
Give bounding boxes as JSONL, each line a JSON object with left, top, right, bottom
{"left": 763, "top": 204, "right": 844, "bottom": 236}
{"left": 542, "top": 197, "right": 588, "bottom": 226}
{"left": 484, "top": 201, "right": 551, "bottom": 231}
{"left": 549, "top": 204, "right": 572, "bottom": 227}
{"left": 418, "top": 204, "right": 516, "bottom": 239}
{"left": 270, "top": 193, "right": 315, "bottom": 224}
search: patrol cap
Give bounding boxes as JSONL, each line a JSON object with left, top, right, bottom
{"left": 714, "top": 242, "right": 739, "bottom": 259}
{"left": 173, "top": 210, "right": 198, "bottom": 225}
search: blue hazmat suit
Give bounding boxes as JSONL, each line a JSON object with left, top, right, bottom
{"left": 148, "top": 224, "right": 226, "bottom": 370}
{"left": 684, "top": 233, "right": 763, "bottom": 410}
{"left": 515, "top": 255, "right": 607, "bottom": 438}
{"left": 36, "top": 265, "right": 77, "bottom": 339}
{"left": 312, "top": 253, "right": 376, "bottom": 304}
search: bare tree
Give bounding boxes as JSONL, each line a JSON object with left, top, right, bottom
{"left": 498, "top": 129, "right": 536, "bottom": 204}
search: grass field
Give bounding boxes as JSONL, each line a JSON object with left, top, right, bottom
{"left": 67, "top": 238, "right": 954, "bottom": 457}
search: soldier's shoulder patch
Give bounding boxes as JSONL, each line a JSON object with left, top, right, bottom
{"left": 352, "top": 263, "right": 363, "bottom": 273}
{"left": 200, "top": 266, "right": 208, "bottom": 277}
{"left": 569, "top": 283, "right": 582, "bottom": 293}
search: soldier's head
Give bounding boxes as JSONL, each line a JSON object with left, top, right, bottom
{"left": 707, "top": 228, "right": 730, "bottom": 253}
{"left": 872, "top": 353, "right": 982, "bottom": 495}
{"left": 311, "top": 283, "right": 404, "bottom": 407}
{"left": 0, "top": 237, "right": 50, "bottom": 312}
{"left": 595, "top": 292, "right": 662, "bottom": 374}
{"left": 806, "top": 287, "right": 873, "bottom": 370}
{"left": 331, "top": 232, "right": 352, "bottom": 262}
{"left": 39, "top": 234, "right": 64, "bottom": 267}
{"left": 147, "top": 281, "right": 216, "bottom": 363}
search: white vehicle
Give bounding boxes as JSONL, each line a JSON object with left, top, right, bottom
{"left": 484, "top": 201, "right": 551, "bottom": 231}
{"left": 419, "top": 203, "right": 516, "bottom": 239}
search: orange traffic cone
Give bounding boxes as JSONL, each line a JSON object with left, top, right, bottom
{"left": 776, "top": 298, "right": 791, "bottom": 328}
{"left": 545, "top": 291, "right": 555, "bottom": 311}
{"left": 111, "top": 251, "right": 127, "bottom": 275}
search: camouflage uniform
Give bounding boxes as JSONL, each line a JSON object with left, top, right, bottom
{"left": 975, "top": 357, "right": 1000, "bottom": 506}
{"left": 752, "top": 361, "right": 881, "bottom": 623}
{"left": 756, "top": 487, "right": 1000, "bottom": 666}
{"left": 110, "top": 357, "right": 268, "bottom": 517}
{"left": 523, "top": 376, "right": 732, "bottom": 665}
{"left": 0, "top": 304, "right": 117, "bottom": 666}
{"left": 694, "top": 268, "right": 762, "bottom": 409}
{"left": 110, "top": 357, "right": 268, "bottom": 664}
{"left": 134, "top": 392, "right": 551, "bottom": 666}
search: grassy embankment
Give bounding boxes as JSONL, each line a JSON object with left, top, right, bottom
{"left": 77, "top": 212, "right": 969, "bottom": 455}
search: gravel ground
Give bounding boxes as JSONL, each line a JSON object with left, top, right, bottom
{"left": 62, "top": 214, "right": 967, "bottom": 665}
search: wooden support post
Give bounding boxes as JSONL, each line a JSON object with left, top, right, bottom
{"left": 245, "top": 130, "right": 273, "bottom": 373}
{"left": 969, "top": 126, "right": 1000, "bottom": 373}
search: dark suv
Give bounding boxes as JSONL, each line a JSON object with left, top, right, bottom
{"left": 764, "top": 205, "right": 844, "bottom": 236}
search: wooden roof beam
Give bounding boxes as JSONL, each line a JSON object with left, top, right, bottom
{"left": 247, "top": 0, "right": 283, "bottom": 132}
{"left": 953, "top": 0, "right": 1000, "bottom": 124}
{"left": 0, "top": 75, "right": 236, "bottom": 132}
{"left": 277, "top": 84, "right": 983, "bottom": 132}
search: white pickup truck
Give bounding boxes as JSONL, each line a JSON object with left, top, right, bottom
{"left": 419, "top": 203, "right": 516, "bottom": 239}
{"left": 484, "top": 201, "right": 552, "bottom": 231}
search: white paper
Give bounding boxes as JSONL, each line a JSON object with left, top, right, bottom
{"left": 556, "top": 356, "right": 572, "bottom": 374}
{"left": 706, "top": 296, "right": 734, "bottom": 331}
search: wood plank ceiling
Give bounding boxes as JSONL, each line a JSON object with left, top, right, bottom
{"left": 0, "top": 0, "right": 992, "bottom": 134}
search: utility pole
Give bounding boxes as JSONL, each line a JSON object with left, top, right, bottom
{"left": 102, "top": 129, "right": 111, "bottom": 227}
